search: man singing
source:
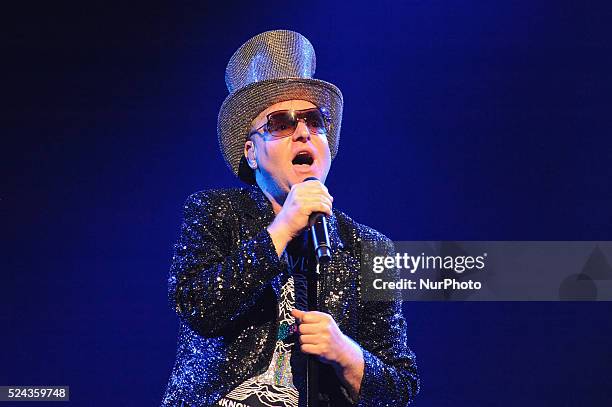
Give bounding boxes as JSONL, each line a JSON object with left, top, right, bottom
{"left": 162, "top": 30, "right": 419, "bottom": 407}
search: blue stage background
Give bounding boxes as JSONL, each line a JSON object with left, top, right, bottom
{"left": 3, "top": 1, "right": 612, "bottom": 405}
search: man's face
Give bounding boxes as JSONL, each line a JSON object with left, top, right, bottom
{"left": 244, "top": 99, "right": 332, "bottom": 194}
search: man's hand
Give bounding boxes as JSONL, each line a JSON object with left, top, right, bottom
{"left": 291, "top": 309, "right": 364, "bottom": 400}
{"left": 267, "top": 180, "right": 333, "bottom": 256}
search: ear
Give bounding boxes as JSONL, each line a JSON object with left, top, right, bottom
{"left": 244, "top": 140, "right": 257, "bottom": 170}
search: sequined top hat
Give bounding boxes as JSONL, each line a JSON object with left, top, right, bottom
{"left": 217, "top": 30, "right": 344, "bottom": 184}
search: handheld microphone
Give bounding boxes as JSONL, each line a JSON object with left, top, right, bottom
{"left": 303, "top": 177, "right": 332, "bottom": 265}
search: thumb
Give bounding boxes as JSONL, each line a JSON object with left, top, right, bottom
{"left": 291, "top": 308, "right": 306, "bottom": 321}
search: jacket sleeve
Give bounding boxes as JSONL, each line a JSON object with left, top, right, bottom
{"left": 167, "top": 191, "right": 286, "bottom": 335}
{"left": 355, "top": 238, "right": 420, "bottom": 406}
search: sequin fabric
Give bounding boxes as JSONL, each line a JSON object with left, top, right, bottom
{"left": 161, "top": 185, "right": 419, "bottom": 407}
{"left": 215, "top": 249, "right": 309, "bottom": 407}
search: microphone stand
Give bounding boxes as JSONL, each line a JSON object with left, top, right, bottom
{"left": 301, "top": 179, "right": 332, "bottom": 407}
{"left": 306, "top": 259, "right": 320, "bottom": 407}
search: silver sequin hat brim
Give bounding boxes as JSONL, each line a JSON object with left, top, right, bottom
{"left": 218, "top": 77, "right": 343, "bottom": 183}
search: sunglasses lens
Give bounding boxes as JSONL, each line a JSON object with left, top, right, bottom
{"left": 302, "top": 109, "right": 326, "bottom": 133}
{"left": 264, "top": 108, "right": 328, "bottom": 138}
{"left": 266, "top": 111, "right": 296, "bottom": 137}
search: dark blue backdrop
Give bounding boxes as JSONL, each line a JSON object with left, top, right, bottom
{"left": 3, "top": 1, "right": 611, "bottom": 405}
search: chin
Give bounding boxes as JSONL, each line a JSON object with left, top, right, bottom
{"left": 292, "top": 166, "right": 320, "bottom": 181}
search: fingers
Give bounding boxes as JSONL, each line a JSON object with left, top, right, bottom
{"left": 274, "top": 180, "right": 333, "bottom": 243}
{"left": 299, "top": 343, "right": 334, "bottom": 361}
{"left": 291, "top": 309, "right": 329, "bottom": 324}
{"left": 291, "top": 308, "right": 319, "bottom": 323}
{"left": 298, "top": 333, "right": 327, "bottom": 344}
{"left": 299, "top": 343, "right": 322, "bottom": 356}
{"left": 305, "top": 181, "right": 333, "bottom": 204}
{"left": 303, "top": 179, "right": 332, "bottom": 196}
{"left": 291, "top": 308, "right": 305, "bottom": 320}
{"left": 301, "top": 194, "right": 333, "bottom": 208}
{"left": 300, "top": 200, "right": 332, "bottom": 217}
{"left": 290, "top": 310, "right": 345, "bottom": 363}
{"left": 298, "top": 323, "right": 321, "bottom": 334}
{"left": 294, "top": 196, "right": 333, "bottom": 215}
{"left": 291, "top": 180, "right": 333, "bottom": 205}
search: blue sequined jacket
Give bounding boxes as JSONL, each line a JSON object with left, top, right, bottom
{"left": 162, "top": 185, "right": 419, "bottom": 406}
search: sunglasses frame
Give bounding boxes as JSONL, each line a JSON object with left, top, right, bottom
{"left": 249, "top": 107, "right": 330, "bottom": 139}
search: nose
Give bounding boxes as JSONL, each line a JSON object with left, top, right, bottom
{"left": 292, "top": 120, "right": 311, "bottom": 142}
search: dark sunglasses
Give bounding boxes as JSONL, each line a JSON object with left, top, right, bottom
{"left": 249, "top": 107, "right": 330, "bottom": 139}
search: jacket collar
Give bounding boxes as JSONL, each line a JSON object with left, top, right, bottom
{"left": 241, "top": 184, "right": 345, "bottom": 253}
{"left": 242, "top": 184, "right": 276, "bottom": 225}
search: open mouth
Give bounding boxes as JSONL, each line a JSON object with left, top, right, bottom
{"left": 292, "top": 151, "right": 314, "bottom": 166}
